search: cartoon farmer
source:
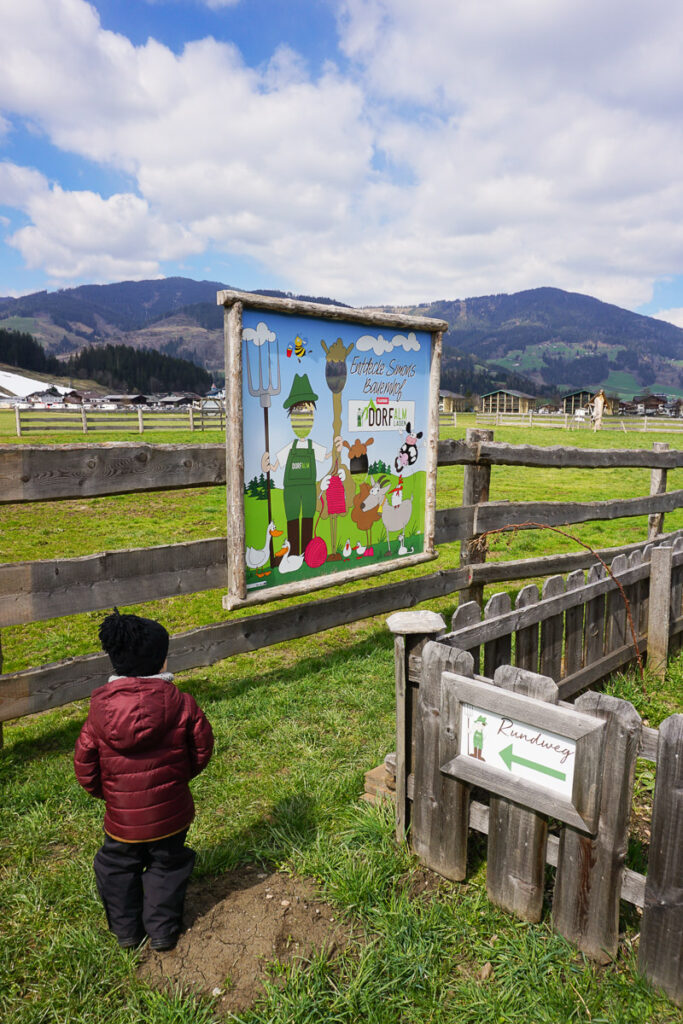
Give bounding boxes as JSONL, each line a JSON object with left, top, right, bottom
{"left": 261, "top": 373, "right": 342, "bottom": 557}
{"left": 472, "top": 715, "right": 487, "bottom": 760}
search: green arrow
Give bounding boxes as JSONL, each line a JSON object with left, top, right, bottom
{"left": 498, "top": 744, "right": 566, "bottom": 781}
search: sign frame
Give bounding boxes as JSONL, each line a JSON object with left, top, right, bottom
{"left": 440, "top": 674, "right": 606, "bottom": 833}
{"left": 218, "top": 289, "right": 448, "bottom": 609}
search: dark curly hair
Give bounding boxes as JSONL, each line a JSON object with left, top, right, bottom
{"left": 98, "top": 608, "right": 169, "bottom": 677}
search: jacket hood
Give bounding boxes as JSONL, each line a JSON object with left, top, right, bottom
{"left": 89, "top": 675, "right": 183, "bottom": 754}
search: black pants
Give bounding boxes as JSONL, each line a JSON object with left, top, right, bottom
{"left": 93, "top": 830, "right": 195, "bottom": 945}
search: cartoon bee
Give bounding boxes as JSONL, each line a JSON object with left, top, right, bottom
{"left": 293, "top": 335, "right": 307, "bottom": 361}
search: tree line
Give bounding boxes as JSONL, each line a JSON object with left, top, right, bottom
{"left": 0, "top": 328, "right": 211, "bottom": 393}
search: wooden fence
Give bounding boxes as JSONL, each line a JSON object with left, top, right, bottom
{"left": 2, "top": 433, "right": 683, "bottom": 731}
{"left": 476, "top": 410, "right": 683, "bottom": 432}
{"left": 14, "top": 405, "right": 200, "bottom": 435}
{"left": 387, "top": 609, "right": 682, "bottom": 1004}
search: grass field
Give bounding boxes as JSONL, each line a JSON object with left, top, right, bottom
{"left": 0, "top": 413, "right": 681, "bottom": 1023}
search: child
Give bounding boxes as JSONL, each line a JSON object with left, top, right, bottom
{"left": 74, "top": 609, "right": 213, "bottom": 951}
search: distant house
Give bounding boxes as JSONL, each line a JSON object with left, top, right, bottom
{"left": 103, "top": 393, "right": 149, "bottom": 406}
{"left": 561, "top": 389, "right": 616, "bottom": 415}
{"left": 158, "top": 393, "right": 201, "bottom": 407}
{"left": 634, "top": 393, "right": 667, "bottom": 415}
{"left": 480, "top": 389, "right": 535, "bottom": 414}
{"left": 439, "top": 389, "right": 468, "bottom": 414}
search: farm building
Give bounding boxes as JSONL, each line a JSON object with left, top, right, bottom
{"left": 561, "top": 389, "right": 616, "bottom": 415}
{"left": 479, "top": 388, "right": 535, "bottom": 414}
{"left": 103, "top": 393, "right": 149, "bottom": 406}
{"left": 439, "top": 389, "right": 468, "bottom": 413}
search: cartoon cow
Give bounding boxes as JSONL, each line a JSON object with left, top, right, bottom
{"left": 394, "top": 423, "right": 422, "bottom": 474}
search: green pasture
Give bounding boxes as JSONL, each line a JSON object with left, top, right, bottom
{"left": 1, "top": 413, "right": 682, "bottom": 1023}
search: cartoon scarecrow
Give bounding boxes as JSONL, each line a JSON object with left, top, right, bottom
{"left": 261, "top": 373, "right": 341, "bottom": 557}
{"left": 472, "top": 715, "right": 487, "bottom": 760}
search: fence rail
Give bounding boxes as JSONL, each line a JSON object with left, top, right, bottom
{"left": 14, "top": 406, "right": 202, "bottom": 435}
{"left": 476, "top": 411, "right": 683, "bottom": 432}
{"left": 2, "top": 435, "right": 683, "bottom": 726}
{"left": 388, "top": 611, "right": 682, "bottom": 1005}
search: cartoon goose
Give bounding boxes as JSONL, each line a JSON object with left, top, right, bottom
{"left": 246, "top": 522, "right": 283, "bottom": 576}
{"left": 274, "top": 539, "right": 305, "bottom": 574}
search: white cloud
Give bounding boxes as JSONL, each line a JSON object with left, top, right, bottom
{"left": 0, "top": 0, "right": 682, "bottom": 307}
{"left": 652, "top": 308, "right": 683, "bottom": 329}
{"left": 243, "top": 321, "right": 276, "bottom": 346}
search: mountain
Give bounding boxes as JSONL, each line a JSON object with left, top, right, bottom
{"left": 388, "top": 287, "right": 683, "bottom": 397}
{"left": 2, "top": 280, "right": 683, "bottom": 397}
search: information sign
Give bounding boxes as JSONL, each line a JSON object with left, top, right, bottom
{"left": 219, "top": 290, "right": 447, "bottom": 608}
{"left": 440, "top": 675, "right": 605, "bottom": 833}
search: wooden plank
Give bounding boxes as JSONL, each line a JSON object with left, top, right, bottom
{"left": 583, "top": 564, "right": 606, "bottom": 670}
{"left": 437, "top": 439, "right": 683, "bottom": 470}
{"left": 218, "top": 287, "right": 449, "bottom": 333}
{"left": 563, "top": 569, "right": 585, "bottom": 678}
{"left": 466, "top": 530, "right": 683, "bottom": 586}
{"left": 558, "top": 635, "right": 648, "bottom": 701}
{"left": 483, "top": 591, "right": 511, "bottom": 678}
{"left": 539, "top": 575, "right": 565, "bottom": 680}
{"left": 669, "top": 537, "right": 683, "bottom": 654}
{"left": 604, "top": 553, "right": 629, "bottom": 656}
{"left": 648, "top": 442, "right": 669, "bottom": 540}
{"left": 474, "top": 489, "right": 683, "bottom": 535}
{"left": 0, "top": 443, "right": 227, "bottom": 503}
{"left": 458, "top": 428, "right": 494, "bottom": 606}
{"left": 450, "top": 601, "right": 481, "bottom": 675}
{"left": 514, "top": 584, "right": 539, "bottom": 673}
{"left": 486, "top": 665, "right": 559, "bottom": 922}
{"left": 444, "top": 560, "right": 654, "bottom": 651}
{"left": 0, "top": 564, "right": 470, "bottom": 721}
{"left": 648, "top": 546, "right": 673, "bottom": 677}
{"left": 552, "top": 692, "right": 642, "bottom": 963}
{"left": 411, "top": 640, "right": 474, "bottom": 880}
{"left": 638, "top": 714, "right": 683, "bottom": 1006}
{"left": 387, "top": 612, "right": 446, "bottom": 842}
{"left": 624, "top": 550, "right": 642, "bottom": 655}
{"left": 406, "top": 789, "right": 647, "bottom": 907}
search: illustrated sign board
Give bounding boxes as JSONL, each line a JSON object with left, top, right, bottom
{"left": 440, "top": 675, "right": 606, "bottom": 833}
{"left": 219, "top": 290, "right": 447, "bottom": 609}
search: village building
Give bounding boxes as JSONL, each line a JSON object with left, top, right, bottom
{"left": 102, "top": 393, "right": 149, "bottom": 406}
{"left": 479, "top": 388, "right": 536, "bottom": 414}
{"left": 439, "top": 389, "right": 468, "bottom": 414}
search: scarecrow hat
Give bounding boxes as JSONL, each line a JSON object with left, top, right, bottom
{"left": 283, "top": 373, "right": 319, "bottom": 410}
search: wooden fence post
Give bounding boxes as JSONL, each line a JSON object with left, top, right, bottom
{"left": 563, "top": 569, "right": 585, "bottom": 678}
{"left": 514, "top": 584, "right": 539, "bottom": 672}
{"left": 189, "top": 406, "right": 195, "bottom": 431}
{"left": 648, "top": 545, "right": 673, "bottom": 678}
{"left": 15, "top": 405, "right": 21, "bottom": 437}
{"left": 137, "top": 406, "right": 144, "bottom": 434}
{"left": 387, "top": 611, "right": 447, "bottom": 843}
{"left": 412, "top": 638, "right": 474, "bottom": 880}
{"left": 81, "top": 405, "right": 88, "bottom": 433}
{"left": 638, "top": 714, "right": 682, "bottom": 1006}
{"left": 483, "top": 591, "right": 511, "bottom": 677}
{"left": 552, "top": 692, "right": 642, "bottom": 962}
{"left": 605, "top": 552, "right": 629, "bottom": 655}
{"left": 487, "top": 665, "right": 559, "bottom": 921}
{"left": 648, "top": 442, "right": 669, "bottom": 539}
{"left": 459, "top": 427, "right": 494, "bottom": 608}
{"left": 450, "top": 600, "right": 481, "bottom": 675}
{"left": 539, "top": 575, "right": 565, "bottom": 679}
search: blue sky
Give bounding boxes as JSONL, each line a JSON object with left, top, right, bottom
{"left": 1, "top": 0, "right": 683, "bottom": 326}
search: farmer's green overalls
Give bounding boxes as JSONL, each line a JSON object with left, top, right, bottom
{"left": 284, "top": 440, "right": 317, "bottom": 555}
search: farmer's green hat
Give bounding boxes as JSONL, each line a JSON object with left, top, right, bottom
{"left": 283, "top": 373, "right": 318, "bottom": 410}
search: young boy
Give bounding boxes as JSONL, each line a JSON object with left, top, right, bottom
{"left": 74, "top": 609, "right": 213, "bottom": 951}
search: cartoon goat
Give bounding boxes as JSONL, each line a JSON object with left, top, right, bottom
{"left": 360, "top": 476, "right": 413, "bottom": 557}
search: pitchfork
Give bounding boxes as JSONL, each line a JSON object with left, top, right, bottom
{"left": 244, "top": 333, "right": 281, "bottom": 568}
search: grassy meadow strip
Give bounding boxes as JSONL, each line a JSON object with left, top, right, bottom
{"left": 1, "top": 414, "right": 681, "bottom": 1021}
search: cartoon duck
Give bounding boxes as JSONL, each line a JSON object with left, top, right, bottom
{"left": 246, "top": 522, "right": 283, "bottom": 577}
{"left": 354, "top": 543, "right": 373, "bottom": 559}
{"left": 342, "top": 538, "right": 353, "bottom": 559}
{"left": 274, "top": 538, "right": 305, "bottom": 574}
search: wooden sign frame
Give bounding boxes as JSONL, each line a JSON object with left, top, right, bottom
{"left": 218, "top": 289, "right": 447, "bottom": 609}
{"left": 440, "top": 674, "right": 606, "bottom": 833}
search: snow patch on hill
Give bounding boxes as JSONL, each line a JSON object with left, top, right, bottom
{"left": 0, "top": 369, "right": 72, "bottom": 398}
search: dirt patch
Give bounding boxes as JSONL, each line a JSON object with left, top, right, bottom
{"left": 138, "top": 866, "right": 352, "bottom": 1015}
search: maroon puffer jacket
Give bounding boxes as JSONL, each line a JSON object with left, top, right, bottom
{"left": 74, "top": 674, "right": 213, "bottom": 842}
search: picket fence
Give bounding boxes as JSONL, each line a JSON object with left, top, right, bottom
{"left": 386, "top": 597, "right": 682, "bottom": 1005}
